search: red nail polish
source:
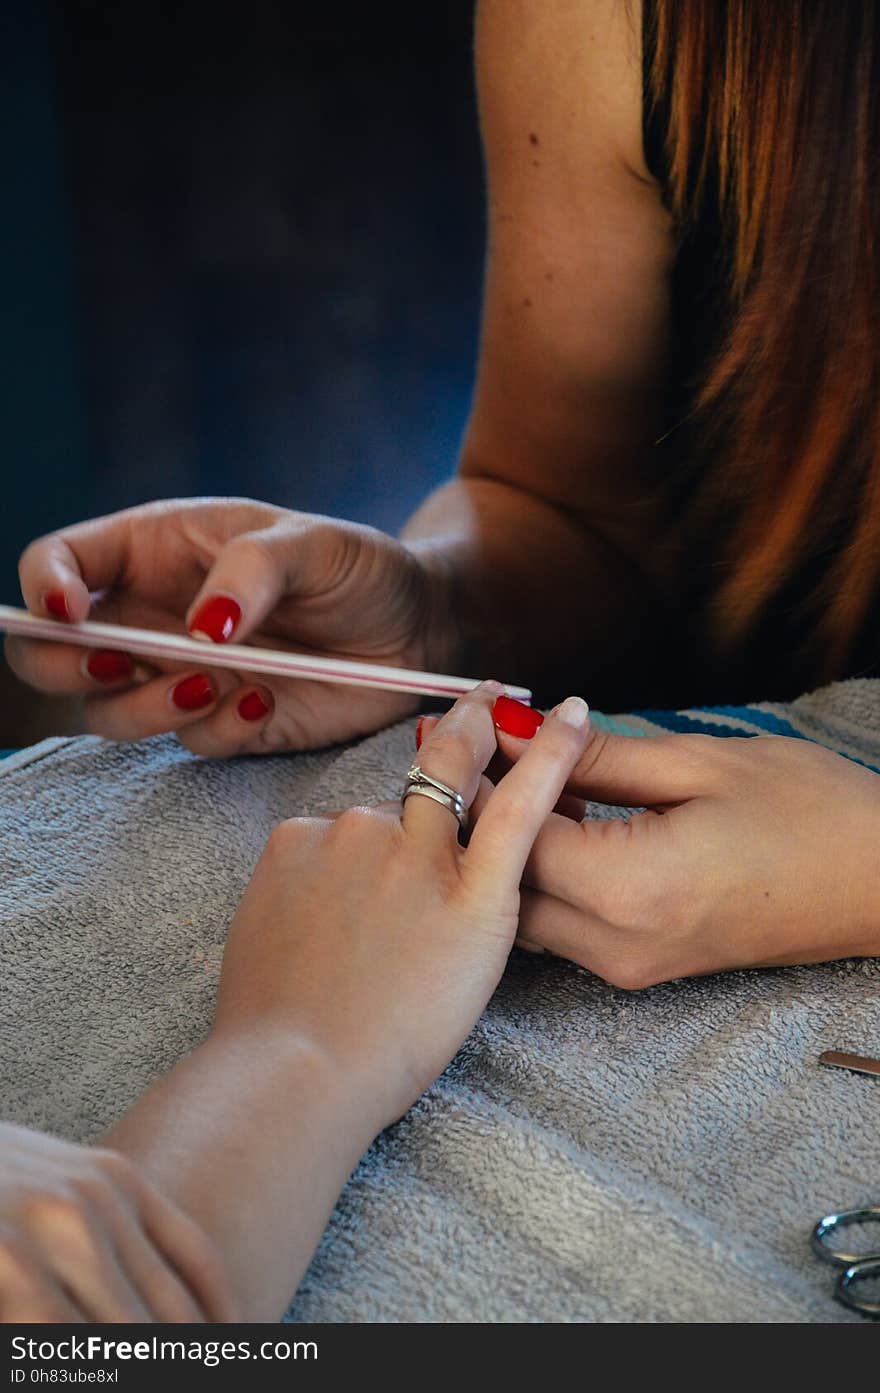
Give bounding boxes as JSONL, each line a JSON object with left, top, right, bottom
{"left": 492, "top": 695, "right": 544, "bottom": 739}
{"left": 45, "top": 590, "right": 70, "bottom": 621}
{"left": 86, "top": 649, "right": 133, "bottom": 684}
{"left": 189, "top": 595, "right": 242, "bottom": 644}
{"left": 172, "top": 673, "right": 215, "bottom": 711}
{"left": 238, "top": 690, "right": 271, "bottom": 722}
{"left": 415, "top": 716, "right": 425, "bottom": 750}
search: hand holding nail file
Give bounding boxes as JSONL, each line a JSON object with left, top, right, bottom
{"left": 0, "top": 604, "right": 532, "bottom": 703}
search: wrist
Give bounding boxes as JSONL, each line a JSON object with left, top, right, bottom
{"left": 404, "top": 539, "right": 469, "bottom": 677}
{"left": 204, "top": 1021, "right": 393, "bottom": 1142}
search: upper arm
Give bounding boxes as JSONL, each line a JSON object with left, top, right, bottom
{"left": 463, "top": 0, "right": 675, "bottom": 553}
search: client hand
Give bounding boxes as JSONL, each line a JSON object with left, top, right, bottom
{"left": 7, "top": 498, "right": 451, "bottom": 754}
{"left": 0, "top": 1123, "right": 235, "bottom": 1322}
{"left": 98, "top": 682, "right": 591, "bottom": 1322}
{"left": 213, "top": 681, "right": 591, "bottom": 1125}
{"left": 493, "top": 721, "right": 880, "bottom": 987}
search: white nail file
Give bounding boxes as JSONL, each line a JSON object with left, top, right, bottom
{"left": 0, "top": 604, "right": 532, "bottom": 703}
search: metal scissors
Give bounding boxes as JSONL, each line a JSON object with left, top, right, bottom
{"left": 811, "top": 1206, "right": 880, "bottom": 1318}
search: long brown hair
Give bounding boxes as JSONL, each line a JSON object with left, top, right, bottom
{"left": 649, "top": 0, "right": 880, "bottom": 677}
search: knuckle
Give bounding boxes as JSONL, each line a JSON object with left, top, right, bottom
{"left": 600, "top": 957, "right": 660, "bottom": 992}
{"left": 92, "top": 1147, "right": 134, "bottom": 1187}
{"left": 329, "top": 805, "right": 385, "bottom": 841}
{"left": 265, "top": 815, "right": 332, "bottom": 861}
{"left": 416, "top": 730, "right": 472, "bottom": 784}
{"left": 22, "top": 1191, "right": 92, "bottom": 1245}
{"left": 539, "top": 719, "right": 583, "bottom": 761}
{"left": 576, "top": 727, "right": 612, "bottom": 777}
{"left": 416, "top": 725, "right": 460, "bottom": 762}
{"left": 299, "top": 517, "right": 339, "bottom": 551}
{"left": 266, "top": 817, "right": 309, "bottom": 855}
{"left": 681, "top": 733, "right": 723, "bottom": 758}
{"left": 679, "top": 732, "right": 743, "bottom": 777}
{"left": 226, "top": 531, "right": 277, "bottom": 573}
{"left": 17, "top": 536, "right": 47, "bottom": 574}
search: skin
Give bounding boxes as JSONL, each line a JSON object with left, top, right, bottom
{"left": 0, "top": 687, "right": 592, "bottom": 1321}
{"left": 4, "top": 1, "right": 878, "bottom": 972}
{"left": 0, "top": 1125, "right": 235, "bottom": 1322}
{"left": 2, "top": 0, "right": 880, "bottom": 1317}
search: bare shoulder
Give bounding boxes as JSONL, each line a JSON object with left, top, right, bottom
{"left": 475, "top": 0, "right": 650, "bottom": 186}
{"left": 466, "top": 0, "right": 672, "bottom": 534}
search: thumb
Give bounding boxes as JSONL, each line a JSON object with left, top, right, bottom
{"left": 495, "top": 721, "right": 720, "bottom": 807}
{"left": 185, "top": 516, "right": 343, "bottom": 644}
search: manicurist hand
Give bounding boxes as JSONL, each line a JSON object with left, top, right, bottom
{"left": 492, "top": 714, "right": 880, "bottom": 988}
{"left": 0, "top": 1123, "right": 235, "bottom": 1322}
{"left": 7, "top": 499, "right": 450, "bottom": 753}
{"left": 213, "top": 682, "right": 591, "bottom": 1124}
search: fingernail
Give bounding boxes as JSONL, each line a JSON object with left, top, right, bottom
{"left": 492, "top": 694, "right": 545, "bottom": 739}
{"left": 555, "top": 695, "right": 589, "bottom": 729}
{"left": 44, "top": 590, "right": 70, "bottom": 621}
{"left": 85, "top": 649, "right": 134, "bottom": 684}
{"left": 238, "top": 689, "right": 271, "bottom": 722}
{"left": 189, "top": 595, "right": 242, "bottom": 644}
{"left": 415, "top": 716, "right": 425, "bottom": 750}
{"left": 171, "top": 673, "right": 215, "bottom": 711}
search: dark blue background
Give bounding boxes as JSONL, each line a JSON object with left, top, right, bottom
{"left": 0, "top": 0, "right": 481, "bottom": 741}
{"left": 0, "top": 0, "right": 483, "bottom": 740}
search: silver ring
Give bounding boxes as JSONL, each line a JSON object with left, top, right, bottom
{"left": 402, "top": 764, "right": 469, "bottom": 830}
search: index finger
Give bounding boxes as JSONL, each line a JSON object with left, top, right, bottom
{"left": 19, "top": 511, "right": 139, "bottom": 623}
{"left": 465, "top": 696, "right": 590, "bottom": 889}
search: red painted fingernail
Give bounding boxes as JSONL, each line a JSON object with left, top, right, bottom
{"left": 189, "top": 595, "right": 242, "bottom": 644}
{"left": 492, "top": 695, "right": 544, "bottom": 739}
{"left": 86, "top": 649, "right": 133, "bottom": 684}
{"left": 238, "top": 689, "right": 271, "bottom": 722}
{"left": 171, "top": 673, "right": 215, "bottom": 711}
{"left": 415, "top": 716, "right": 425, "bottom": 750}
{"left": 45, "top": 590, "right": 70, "bottom": 621}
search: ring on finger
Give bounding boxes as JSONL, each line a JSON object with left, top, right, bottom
{"left": 401, "top": 763, "right": 470, "bottom": 830}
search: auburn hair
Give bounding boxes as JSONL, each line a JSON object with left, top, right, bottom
{"left": 649, "top": 0, "right": 880, "bottom": 678}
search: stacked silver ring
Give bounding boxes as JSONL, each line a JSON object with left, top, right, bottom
{"left": 401, "top": 764, "right": 470, "bottom": 830}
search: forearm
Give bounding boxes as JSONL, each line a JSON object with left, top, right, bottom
{"left": 103, "top": 1027, "right": 381, "bottom": 1322}
{"left": 402, "top": 473, "right": 675, "bottom": 707}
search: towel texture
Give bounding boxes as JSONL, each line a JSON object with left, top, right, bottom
{"left": 1, "top": 679, "right": 879, "bottom": 1323}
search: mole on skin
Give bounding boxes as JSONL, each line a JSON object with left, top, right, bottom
{"left": 529, "top": 131, "right": 539, "bottom": 145}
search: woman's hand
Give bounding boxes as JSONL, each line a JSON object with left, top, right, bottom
{"left": 493, "top": 722, "right": 880, "bottom": 988}
{"left": 6, "top": 498, "right": 451, "bottom": 753}
{"left": 212, "top": 682, "right": 591, "bottom": 1125}
{"left": 88, "top": 684, "right": 589, "bottom": 1320}
{"left": 0, "top": 1123, "right": 235, "bottom": 1322}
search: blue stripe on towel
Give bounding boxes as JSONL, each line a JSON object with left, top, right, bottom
{"left": 696, "top": 704, "right": 802, "bottom": 737}
{"left": 630, "top": 709, "right": 764, "bottom": 739}
{"left": 629, "top": 706, "right": 880, "bottom": 774}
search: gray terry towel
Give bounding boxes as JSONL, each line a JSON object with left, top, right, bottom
{"left": 1, "top": 679, "right": 879, "bottom": 1322}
